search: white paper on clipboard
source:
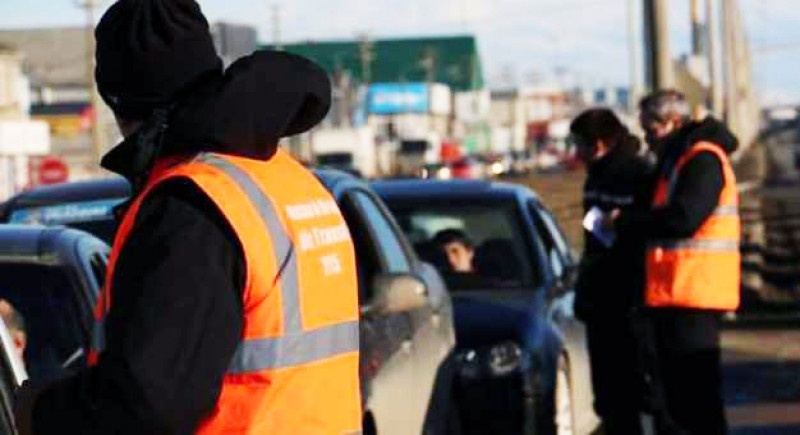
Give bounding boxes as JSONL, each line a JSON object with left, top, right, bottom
{"left": 582, "top": 206, "right": 616, "bottom": 248}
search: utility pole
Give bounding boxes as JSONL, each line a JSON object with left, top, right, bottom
{"left": 691, "top": 0, "right": 704, "bottom": 56}
{"left": 628, "top": 0, "right": 641, "bottom": 112}
{"left": 707, "top": 0, "right": 724, "bottom": 118}
{"left": 272, "top": 5, "right": 282, "bottom": 51}
{"left": 721, "top": 0, "right": 736, "bottom": 127}
{"left": 642, "top": 0, "right": 673, "bottom": 90}
{"left": 358, "top": 35, "right": 374, "bottom": 85}
{"left": 76, "top": 0, "right": 104, "bottom": 175}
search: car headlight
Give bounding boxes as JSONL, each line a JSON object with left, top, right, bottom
{"left": 457, "top": 349, "right": 482, "bottom": 380}
{"left": 488, "top": 341, "right": 522, "bottom": 377}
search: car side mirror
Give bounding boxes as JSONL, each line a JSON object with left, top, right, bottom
{"left": 365, "top": 273, "right": 427, "bottom": 315}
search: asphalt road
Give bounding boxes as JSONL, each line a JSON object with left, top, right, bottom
{"left": 724, "top": 135, "right": 800, "bottom": 434}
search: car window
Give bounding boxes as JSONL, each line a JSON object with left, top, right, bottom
{"left": 0, "top": 263, "right": 88, "bottom": 383}
{"left": 89, "top": 253, "right": 108, "bottom": 290}
{"left": 387, "top": 198, "right": 539, "bottom": 291}
{"left": 338, "top": 189, "right": 412, "bottom": 302}
{"left": 350, "top": 190, "right": 411, "bottom": 274}
{"left": 530, "top": 202, "right": 572, "bottom": 280}
{"left": 532, "top": 201, "right": 574, "bottom": 265}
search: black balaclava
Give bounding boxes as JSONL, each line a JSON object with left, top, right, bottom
{"left": 95, "top": 0, "right": 223, "bottom": 121}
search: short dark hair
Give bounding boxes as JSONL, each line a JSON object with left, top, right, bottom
{"left": 432, "top": 228, "right": 473, "bottom": 249}
{"left": 570, "top": 108, "right": 640, "bottom": 154}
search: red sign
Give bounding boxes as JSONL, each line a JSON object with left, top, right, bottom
{"left": 39, "top": 158, "right": 69, "bottom": 185}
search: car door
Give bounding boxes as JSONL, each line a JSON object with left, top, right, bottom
{"left": 529, "top": 200, "right": 598, "bottom": 432}
{"left": 347, "top": 188, "right": 453, "bottom": 433}
{"left": 338, "top": 187, "right": 422, "bottom": 435}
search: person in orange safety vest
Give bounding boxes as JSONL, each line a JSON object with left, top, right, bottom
{"left": 612, "top": 90, "right": 740, "bottom": 435}
{"left": 13, "top": 1, "right": 361, "bottom": 434}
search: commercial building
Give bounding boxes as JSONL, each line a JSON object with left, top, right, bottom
{"left": 276, "top": 35, "right": 489, "bottom": 172}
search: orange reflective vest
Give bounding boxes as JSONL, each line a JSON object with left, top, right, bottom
{"left": 90, "top": 149, "right": 362, "bottom": 434}
{"left": 645, "top": 142, "right": 741, "bottom": 311}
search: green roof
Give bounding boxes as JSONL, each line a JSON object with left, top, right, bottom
{"left": 268, "top": 35, "right": 484, "bottom": 92}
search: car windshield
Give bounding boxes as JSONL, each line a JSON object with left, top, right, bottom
{"left": 0, "top": 262, "right": 87, "bottom": 383}
{"left": 387, "top": 198, "right": 539, "bottom": 291}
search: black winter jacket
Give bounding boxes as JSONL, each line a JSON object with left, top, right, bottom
{"left": 616, "top": 117, "right": 739, "bottom": 352}
{"left": 26, "top": 51, "right": 332, "bottom": 434}
{"left": 575, "top": 141, "right": 654, "bottom": 321}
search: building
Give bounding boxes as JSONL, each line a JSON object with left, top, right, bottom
{"left": 0, "top": 45, "right": 50, "bottom": 199}
{"left": 490, "top": 84, "right": 576, "bottom": 156}
{"left": 276, "top": 35, "right": 490, "bottom": 163}
{"left": 0, "top": 24, "right": 259, "bottom": 182}
{"left": 0, "top": 28, "right": 116, "bottom": 181}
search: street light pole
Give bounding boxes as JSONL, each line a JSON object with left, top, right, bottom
{"left": 707, "top": 0, "right": 724, "bottom": 118}
{"left": 75, "top": 0, "right": 104, "bottom": 174}
{"left": 643, "top": 0, "right": 673, "bottom": 90}
{"left": 272, "top": 4, "right": 282, "bottom": 51}
{"left": 628, "top": 0, "right": 641, "bottom": 112}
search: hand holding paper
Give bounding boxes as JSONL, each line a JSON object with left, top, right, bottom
{"left": 583, "top": 206, "right": 617, "bottom": 248}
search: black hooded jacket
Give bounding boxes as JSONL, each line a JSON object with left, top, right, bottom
{"left": 616, "top": 117, "right": 738, "bottom": 243}
{"left": 28, "top": 51, "right": 332, "bottom": 435}
{"left": 615, "top": 117, "right": 739, "bottom": 351}
{"left": 575, "top": 139, "right": 654, "bottom": 320}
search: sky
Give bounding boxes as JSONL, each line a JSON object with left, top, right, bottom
{"left": 1, "top": 0, "right": 799, "bottom": 105}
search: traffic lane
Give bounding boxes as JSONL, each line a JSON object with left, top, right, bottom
{"left": 723, "top": 327, "right": 800, "bottom": 433}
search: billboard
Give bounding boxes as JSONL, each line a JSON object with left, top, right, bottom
{"left": 367, "top": 83, "right": 430, "bottom": 115}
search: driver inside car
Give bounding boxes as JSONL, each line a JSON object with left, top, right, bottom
{"left": 433, "top": 229, "right": 476, "bottom": 273}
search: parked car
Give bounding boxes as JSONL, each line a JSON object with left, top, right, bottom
{"left": 418, "top": 163, "right": 453, "bottom": 180}
{"left": 2, "top": 170, "right": 458, "bottom": 435}
{"left": 1, "top": 178, "right": 130, "bottom": 244}
{"left": 374, "top": 179, "right": 600, "bottom": 435}
{"left": 450, "top": 157, "right": 485, "bottom": 179}
{"left": 0, "top": 225, "right": 106, "bottom": 384}
{"left": 317, "top": 170, "right": 457, "bottom": 435}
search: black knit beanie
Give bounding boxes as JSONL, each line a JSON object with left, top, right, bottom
{"left": 95, "top": 0, "right": 223, "bottom": 120}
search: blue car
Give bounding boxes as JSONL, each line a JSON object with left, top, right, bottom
{"left": 373, "top": 179, "right": 600, "bottom": 435}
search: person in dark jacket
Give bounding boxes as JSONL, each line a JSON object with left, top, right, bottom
{"left": 613, "top": 90, "right": 740, "bottom": 435}
{"left": 570, "top": 108, "right": 654, "bottom": 434}
{"left": 13, "top": 1, "right": 348, "bottom": 434}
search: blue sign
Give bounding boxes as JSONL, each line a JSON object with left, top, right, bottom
{"left": 9, "top": 198, "right": 126, "bottom": 225}
{"left": 367, "top": 83, "right": 430, "bottom": 115}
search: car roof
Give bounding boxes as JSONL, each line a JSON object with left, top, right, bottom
{"left": 313, "top": 168, "right": 366, "bottom": 192}
{"left": 9, "top": 170, "right": 358, "bottom": 203}
{"left": 2, "top": 168, "right": 363, "bottom": 227}
{"left": 0, "top": 224, "right": 93, "bottom": 260}
{"left": 6, "top": 177, "right": 130, "bottom": 209}
{"left": 371, "top": 178, "right": 540, "bottom": 201}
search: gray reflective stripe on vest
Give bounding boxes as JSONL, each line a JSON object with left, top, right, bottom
{"left": 198, "top": 154, "right": 302, "bottom": 333}
{"left": 650, "top": 239, "right": 739, "bottom": 251}
{"left": 227, "top": 321, "right": 360, "bottom": 374}
{"left": 713, "top": 205, "right": 739, "bottom": 217}
{"left": 198, "top": 154, "right": 358, "bottom": 373}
